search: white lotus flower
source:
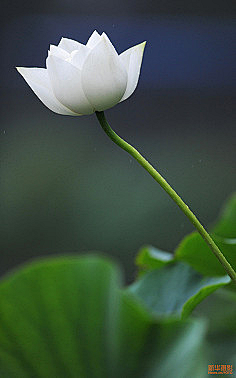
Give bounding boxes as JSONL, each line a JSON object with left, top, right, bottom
{"left": 17, "top": 30, "right": 146, "bottom": 116}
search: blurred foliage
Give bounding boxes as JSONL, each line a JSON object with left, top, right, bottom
{"left": 128, "top": 262, "right": 229, "bottom": 319}
{"left": 136, "top": 246, "right": 174, "bottom": 271}
{"left": 212, "top": 193, "right": 236, "bottom": 238}
{"left": 0, "top": 256, "right": 207, "bottom": 378}
{"left": 175, "top": 232, "right": 236, "bottom": 276}
{"left": 133, "top": 191, "right": 236, "bottom": 375}
{"left": 175, "top": 194, "right": 236, "bottom": 276}
{"left": 0, "top": 192, "right": 235, "bottom": 376}
{"left": 136, "top": 193, "right": 236, "bottom": 277}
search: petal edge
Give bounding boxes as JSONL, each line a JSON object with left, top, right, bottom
{"left": 58, "top": 37, "right": 85, "bottom": 53}
{"left": 86, "top": 30, "right": 101, "bottom": 49}
{"left": 46, "top": 56, "right": 94, "bottom": 115}
{"left": 16, "top": 67, "right": 79, "bottom": 115}
{"left": 119, "top": 41, "right": 146, "bottom": 102}
{"left": 82, "top": 37, "right": 128, "bottom": 111}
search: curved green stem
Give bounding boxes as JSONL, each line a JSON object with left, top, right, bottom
{"left": 95, "top": 111, "right": 236, "bottom": 283}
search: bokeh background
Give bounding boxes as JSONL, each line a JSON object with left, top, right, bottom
{"left": 1, "top": 1, "right": 236, "bottom": 282}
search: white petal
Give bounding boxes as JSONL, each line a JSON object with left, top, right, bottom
{"left": 100, "top": 32, "right": 117, "bottom": 53}
{"left": 16, "top": 67, "right": 79, "bottom": 115}
{"left": 48, "top": 45, "right": 70, "bottom": 60}
{"left": 86, "top": 30, "right": 101, "bottom": 49}
{"left": 46, "top": 55, "right": 94, "bottom": 115}
{"left": 82, "top": 37, "right": 128, "bottom": 111}
{"left": 69, "top": 47, "right": 90, "bottom": 69}
{"left": 119, "top": 41, "right": 146, "bottom": 102}
{"left": 58, "top": 37, "right": 85, "bottom": 53}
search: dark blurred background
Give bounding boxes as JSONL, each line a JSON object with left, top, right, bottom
{"left": 1, "top": 0, "right": 235, "bottom": 282}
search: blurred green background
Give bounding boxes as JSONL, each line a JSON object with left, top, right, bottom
{"left": 1, "top": 91, "right": 235, "bottom": 281}
{"left": 1, "top": 1, "right": 236, "bottom": 282}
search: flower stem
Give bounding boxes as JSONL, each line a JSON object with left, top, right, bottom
{"left": 95, "top": 111, "right": 236, "bottom": 282}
